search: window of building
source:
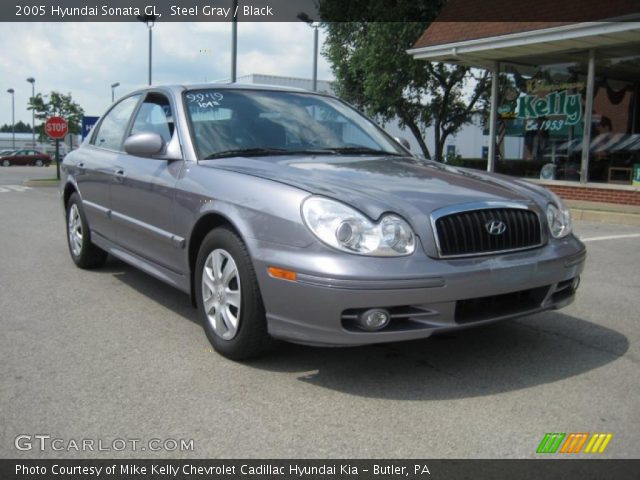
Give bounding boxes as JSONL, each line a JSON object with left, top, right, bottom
{"left": 588, "top": 46, "right": 640, "bottom": 184}
{"left": 498, "top": 57, "right": 588, "bottom": 181}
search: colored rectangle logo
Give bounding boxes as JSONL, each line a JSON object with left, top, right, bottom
{"left": 537, "top": 433, "right": 613, "bottom": 454}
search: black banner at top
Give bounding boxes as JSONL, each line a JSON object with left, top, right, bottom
{"left": 3, "top": 0, "right": 640, "bottom": 22}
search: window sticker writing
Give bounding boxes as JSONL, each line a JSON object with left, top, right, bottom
{"left": 186, "top": 92, "right": 224, "bottom": 109}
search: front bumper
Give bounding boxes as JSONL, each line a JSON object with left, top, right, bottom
{"left": 248, "top": 235, "right": 586, "bottom": 346}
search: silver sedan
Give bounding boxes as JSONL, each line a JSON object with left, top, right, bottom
{"left": 61, "top": 85, "right": 585, "bottom": 359}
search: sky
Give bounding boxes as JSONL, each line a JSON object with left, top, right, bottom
{"left": 0, "top": 22, "right": 332, "bottom": 127}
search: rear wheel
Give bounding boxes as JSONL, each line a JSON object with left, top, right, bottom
{"left": 35, "top": 159, "right": 44, "bottom": 167}
{"left": 195, "top": 227, "right": 275, "bottom": 360}
{"left": 66, "top": 193, "right": 108, "bottom": 269}
{"left": 2, "top": 159, "right": 10, "bottom": 167}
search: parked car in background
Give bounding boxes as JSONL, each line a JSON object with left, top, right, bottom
{"left": 0, "top": 149, "right": 52, "bottom": 167}
{"left": 0, "top": 149, "right": 16, "bottom": 157}
{"left": 61, "top": 84, "right": 585, "bottom": 360}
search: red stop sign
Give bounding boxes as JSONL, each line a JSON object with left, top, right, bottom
{"left": 45, "top": 116, "right": 68, "bottom": 139}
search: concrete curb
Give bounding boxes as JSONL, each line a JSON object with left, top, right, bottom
{"left": 571, "top": 208, "right": 640, "bottom": 227}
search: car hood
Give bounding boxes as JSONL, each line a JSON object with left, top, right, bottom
{"left": 199, "top": 155, "right": 549, "bottom": 253}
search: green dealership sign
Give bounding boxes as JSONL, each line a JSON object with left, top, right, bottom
{"left": 518, "top": 90, "right": 583, "bottom": 126}
{"left": 498, "top": 80, "right": 585, "bottom": 135}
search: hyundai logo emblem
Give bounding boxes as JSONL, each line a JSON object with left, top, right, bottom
{"left": 485, "top": 219, "right": 507, "bottom": 235}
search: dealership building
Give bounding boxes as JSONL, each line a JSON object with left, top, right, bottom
{"left": 409, "top": 1, "right": 640, "bottom": 205}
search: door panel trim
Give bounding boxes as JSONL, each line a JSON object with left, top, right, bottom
{"left": 110, "top": 209, "right": 186, "bottom": 249}
{"left": 83, "top": 200, "right": 110, "bottom": 218}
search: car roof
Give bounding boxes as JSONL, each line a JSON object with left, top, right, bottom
{"left": 128, "top": 83, "right": 328, "bottom": 98}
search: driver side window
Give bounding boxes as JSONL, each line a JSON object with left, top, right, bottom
{"left": 130, "top": 93, "right": 174, "bottom": 145}
{"left": 92, "top": 95, "right": 141, "bottom": 151}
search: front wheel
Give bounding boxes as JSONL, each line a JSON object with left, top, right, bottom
{"left": 195, "top": 227, "right": 275, "bottom": 360}
{"left": 66, "top": 193, "right": 108, "bottom": 269}
{"left": 2, "top": 159, "right": 10, "bottom": 167}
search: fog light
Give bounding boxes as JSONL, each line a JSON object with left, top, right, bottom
{"left": 572, "top": 276, "right": 580, "bottom": 290}
{"left": 358, "top": 308, "right": 390, "bottom": 331}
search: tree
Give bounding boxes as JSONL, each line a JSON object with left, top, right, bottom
{"left": 320, "top": 1, "right": 489, "bottom": 160}
{"left": 0, "top": 121, "right": 33, "bottom": 133}
{"left": 428, "top": 64, "right": 489, "bottom": 161}
{"left": 28, "top": 91, "right": 84, "bottom": 140}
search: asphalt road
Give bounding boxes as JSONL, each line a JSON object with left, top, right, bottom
{"left": 1, "top": 168, "right": 639, "bottom": 459}
{"left": 0, "top": 165, "right": 57, "bottom": 186}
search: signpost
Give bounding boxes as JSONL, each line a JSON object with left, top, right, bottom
{"left": 45, "top": 116, "right": 68, "bottom": 180}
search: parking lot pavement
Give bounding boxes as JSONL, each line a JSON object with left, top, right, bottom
{"left": 0, "top": 165, "right": 58, "bottom": 186}
{"left": 1, "top": 186, "right": 639, "bottom": 459}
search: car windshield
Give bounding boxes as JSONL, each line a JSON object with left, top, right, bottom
{"left": 184, "top": 89, "right": 406, "bottom": 160}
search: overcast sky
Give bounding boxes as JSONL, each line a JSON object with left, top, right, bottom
{"left": 0, "top": 22, "right": 332, "bottom": 127}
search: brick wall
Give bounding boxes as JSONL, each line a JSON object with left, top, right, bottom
{"left": 546, "top": 185, "right": 640, "bottom": 206}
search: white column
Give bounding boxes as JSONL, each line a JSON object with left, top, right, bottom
{"left": 580, "top": 49, "right": 595, "bottom": 184}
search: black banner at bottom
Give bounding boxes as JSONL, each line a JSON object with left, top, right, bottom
{"left": 2, "top": 459, "right": 639, "bottom": 480}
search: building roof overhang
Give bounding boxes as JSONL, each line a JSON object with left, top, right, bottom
{"left": 408, "top": 21, "right": 640, "bottom": 68}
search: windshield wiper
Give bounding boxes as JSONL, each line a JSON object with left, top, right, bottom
{"left": 203, "top": 146, "right": 405, "bottom": 160}
{"left": 321, "top": 147, "right": 404, "bottom": 156}
{"left": 203, "top": 148, "right": 290, "bottom": 159}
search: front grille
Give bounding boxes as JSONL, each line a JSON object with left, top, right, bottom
{"left": 455, "top": 286, "right": 550, "bottom": 324}
{"left": 434, "top": 208, "right": 542, "bottom": 257}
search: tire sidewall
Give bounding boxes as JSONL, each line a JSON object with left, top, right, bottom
{"left": 195, "top": 228, "right": 268, "bottom": 359}
{"left": 66, "top": 194, "right": 91, "bottom": 266}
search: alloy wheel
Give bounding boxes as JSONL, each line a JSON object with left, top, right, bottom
{"left": 67, "top": 204, "right": 83, "bottom": 257}
{"left": 201, "top": 248, "right": 242, "bottom": 340}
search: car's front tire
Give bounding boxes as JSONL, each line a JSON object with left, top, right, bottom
{"left": 2, "top": 159, "right": 10, "bottom": 167}
{"left": 195, "top": 227, "right": 275, "bottom": 360}
{"left": 66, "top": 193, "right": 108, "bottom": 269}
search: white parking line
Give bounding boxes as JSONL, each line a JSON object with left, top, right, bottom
{"left": 0, "top": 185, "right": 32, "bottom": 193}
{"left": 581, "top": 233, "right": 640, "bottom": 243}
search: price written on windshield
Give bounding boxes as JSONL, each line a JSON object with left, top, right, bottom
{"left": 186, "top": 92, "right": 224, "bottom": 109}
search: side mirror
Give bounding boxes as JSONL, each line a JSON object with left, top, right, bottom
{"left": 394, "top": 136, "right": 411, "bottom": 151}
{"left": 124, "top": 132, "right": 165, "bottom": 158}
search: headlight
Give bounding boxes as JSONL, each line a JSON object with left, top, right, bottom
{"left": 301, "top": 196, "right": 415, "bottom": 256}
{"left": 546, "top": 193, "right": 572, "bottom": 239}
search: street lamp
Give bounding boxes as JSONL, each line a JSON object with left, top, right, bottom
{"left": 230, "top": 0, "right": 238, "bottom": 82}
{"left": 297, "top": 13, "right": 319, "bottom": 92}
{"left": 111, "top": 82, "right": 120, "bottom": 103}
{"left": 26, "top": 77, "right": 35, "bottom": 148}
{"left": 6, "top": 88, "right": 15, "bottom": 149}
{"left": 137, "top": 14, "right": 157, "bottom": 85}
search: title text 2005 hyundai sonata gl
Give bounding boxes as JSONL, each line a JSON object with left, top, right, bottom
{"left": 61, "top": 85, "right": 585, "bottom": 359}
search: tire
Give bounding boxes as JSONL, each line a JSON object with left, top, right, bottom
{"left": 35, "top": 159, "right": 44, "bottom": 167}
{"left": 66, "top": 193, "right": 108, "bottom": 269}
{"left": 2, "top": 159, "right": 10, "bottom": 167}
{"left": 195, "top": 227, "right": 275, "bottom": 360}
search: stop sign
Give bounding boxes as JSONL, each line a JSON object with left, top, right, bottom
{"left": 45, "top": 116, "right": 68, "bottom": 139}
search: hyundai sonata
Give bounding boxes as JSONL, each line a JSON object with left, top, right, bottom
{"left": 61, "top": 85, "right": 585, "bottom": 359}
